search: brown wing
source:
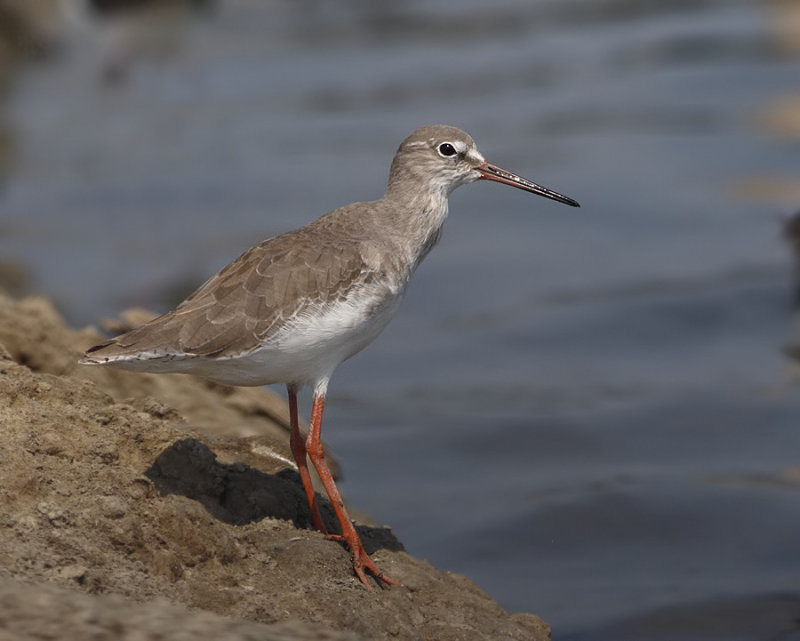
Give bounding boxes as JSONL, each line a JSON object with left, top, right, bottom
{"left": 85, "top": 227, "right": 374, "bottom": 361}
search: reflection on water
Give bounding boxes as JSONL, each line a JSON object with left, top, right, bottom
{"left": 567, "top": 593, "right": 800, "bottom": 641}
{"left": 0, "top": 0, "right": 799, "bottom": 638}
{"left": 0, "top": 0, "right": 61, "bottom": 187}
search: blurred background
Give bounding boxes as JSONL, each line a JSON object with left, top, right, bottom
{"left": 0, "top": 0, "right": 799, "bottom": 639}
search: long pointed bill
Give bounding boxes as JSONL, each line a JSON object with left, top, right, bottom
{"left": 477, "top": 162, "right": 580, "bottom": 208}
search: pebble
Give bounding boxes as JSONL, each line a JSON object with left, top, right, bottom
{"left": 98, "top": 496, "right": 127, "bottom": 520}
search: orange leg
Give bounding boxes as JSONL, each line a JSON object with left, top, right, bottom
{"left": 306, "top": 393, "right": 399, "bottom": 589}
{"left": 287, "top": 385, "right": 328, "bottom": 534}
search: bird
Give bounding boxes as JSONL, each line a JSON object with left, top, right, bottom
{"left": 80, "top": 124, "right": 580, "bottom": 588}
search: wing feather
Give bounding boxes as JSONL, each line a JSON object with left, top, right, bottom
{"left": 83, "top": 227, "right": 385, "bottom": 362}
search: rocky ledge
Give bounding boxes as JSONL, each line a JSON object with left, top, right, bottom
{"left": 0, "top": 292, "right": 549, "bottom": 641}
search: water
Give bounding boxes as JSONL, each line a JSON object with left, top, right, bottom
{"left": 2, "top": 0, "right": 799, "bottom": 637}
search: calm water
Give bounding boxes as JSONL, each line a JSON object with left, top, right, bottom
{"left": 2, "top": 0, "right": 800, "bottom": 637}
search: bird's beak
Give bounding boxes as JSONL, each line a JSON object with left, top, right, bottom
{"left": 476, "top": 162, "right": 580, "bottom": 208}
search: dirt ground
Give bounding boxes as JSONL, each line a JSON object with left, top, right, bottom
{"left": 0, "top": 292, "right": 550, "bottom": 641}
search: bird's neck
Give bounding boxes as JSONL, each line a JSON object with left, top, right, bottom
{"left": 379, "top": 186, "right": 450, "bottom": 271}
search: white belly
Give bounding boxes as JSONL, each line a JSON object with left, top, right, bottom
{"left": 111, "top": 286, "right": 405, "bottom": 387}
{"left": 215, "top": 289, "right": 404, "bottom": 386}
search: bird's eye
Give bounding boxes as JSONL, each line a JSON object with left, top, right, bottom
{"left": 438, "top": 142, "right": 457, "bottom": 158}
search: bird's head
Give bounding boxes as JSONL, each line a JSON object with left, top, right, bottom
{"left": 387, "top": 124, "right": 579, "bottom": 208}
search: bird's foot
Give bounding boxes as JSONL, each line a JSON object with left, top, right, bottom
{"left": 327, "top": 531, "right": 400, "bottom": 589}
{"left": 353, "top": 544, "right": 401, "bottom": 589}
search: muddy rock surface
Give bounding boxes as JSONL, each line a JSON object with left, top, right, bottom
{"left": 0, "top": 292, "right": 549, "bottom": 641}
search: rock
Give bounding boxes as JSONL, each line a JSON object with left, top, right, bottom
{"left": 0, "top": 291, "right": 550, "bottom": 641}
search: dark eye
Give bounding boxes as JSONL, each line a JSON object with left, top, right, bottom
{"left": 438, "top": 142, "right": 457, "bottom": 157}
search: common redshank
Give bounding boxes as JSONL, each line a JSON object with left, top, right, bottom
{"left": 80, "top": 124, "right": 580, "bottom": 588}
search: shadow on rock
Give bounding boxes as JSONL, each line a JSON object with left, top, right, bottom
{"left": 145, "top": 438, "right": 403, "bottom": 554}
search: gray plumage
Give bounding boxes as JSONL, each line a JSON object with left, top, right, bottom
{"left": 81, "top": 124, "right": 578, "bottom": 384}
{"left": 80, "top": 123, "right": 579, "bottom": 588}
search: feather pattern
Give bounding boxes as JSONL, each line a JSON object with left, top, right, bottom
{"left": 85, "top": 220, "right": 397, "bottom": 363}
{"left": 80, "top": 124, "right": 575, "bottom": 388}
